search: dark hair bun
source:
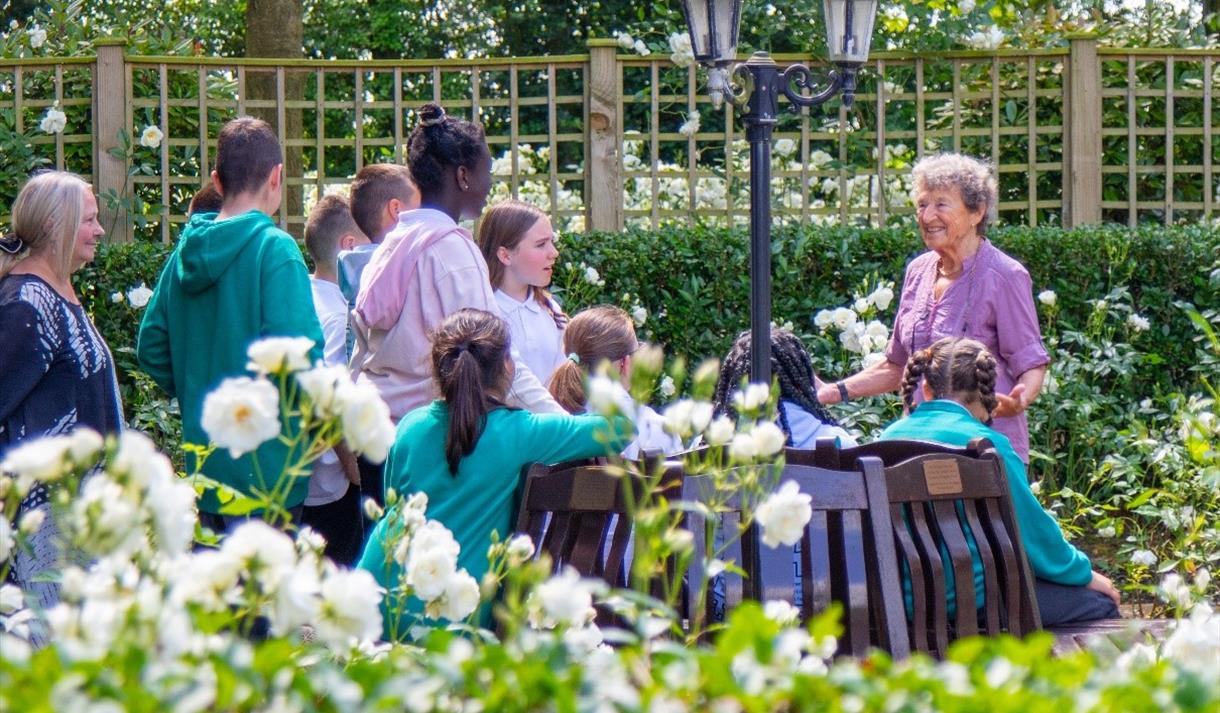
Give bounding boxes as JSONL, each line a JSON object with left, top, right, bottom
{"left": 418, "top": 102, "right": 447, "bottom": 128}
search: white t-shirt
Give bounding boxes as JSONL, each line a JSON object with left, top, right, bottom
{"left": 494, "top": 287, "right": 565, "bottom": 388}
{"left": 306, "top": 277, "right": 351, "bottom": 507}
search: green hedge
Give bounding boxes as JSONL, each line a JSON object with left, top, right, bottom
{"left": 76, "top": 223, "right": 1219, "bottom": 398}
{"left": 554, "top": 224, "right": 1220, "bottom": 388}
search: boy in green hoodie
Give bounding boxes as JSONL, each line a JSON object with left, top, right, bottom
{"left": 137, "top": 117, "right": 324, "bottom": 528}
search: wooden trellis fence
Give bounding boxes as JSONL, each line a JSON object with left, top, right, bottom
{"left": 1, "top": 34, "right": 1216, "bottom": 241}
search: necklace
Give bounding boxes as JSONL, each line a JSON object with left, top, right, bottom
{"left": 936, "top": 260, "right": 963, "bottom": 279}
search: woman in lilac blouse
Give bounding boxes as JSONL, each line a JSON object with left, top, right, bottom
{"left": 817, "top": 153, "right": 1049, "bottom": 463}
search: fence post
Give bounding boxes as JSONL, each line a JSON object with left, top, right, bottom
{"left": 93, "top": 37, "right": 132, "bottom": 243}
{"left": 586, "top": 39, "right": 623, "bottom": 232}
{"left": 1063, "top": 32, "right": 1102, "bottom": 227}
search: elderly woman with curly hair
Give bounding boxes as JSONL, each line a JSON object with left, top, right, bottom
{"left": 818, "top": 153, "right": 1049, "bottom": 466}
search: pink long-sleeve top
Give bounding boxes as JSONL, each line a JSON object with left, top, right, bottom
{"left": 350, "top": 208, "right": 562, "bottom": 421}
{"left": 884, "top": 238, "right": 1050, "bottom": 462}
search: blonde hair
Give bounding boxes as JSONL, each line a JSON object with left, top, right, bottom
{"left": 548, "top": 305, "right": 636, "bottom": 413}
{"left": 1, "top": 171, "right": 92, "bottom": 281}
{"left": 911, "top": 153, "right": 998, "bottom": 236}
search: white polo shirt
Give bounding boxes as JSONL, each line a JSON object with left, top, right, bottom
{"left": 494, "top": 287, "right": 565, "bottom": 388}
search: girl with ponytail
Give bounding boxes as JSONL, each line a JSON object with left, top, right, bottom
{"left": 548, "top": 305, "right": 681, "bottom": 459}
{"left": 880, "top": 336, "right": 1121, "bottom": 626}
{"left": 357, "top": 309, "right": 630, "bottom": 639}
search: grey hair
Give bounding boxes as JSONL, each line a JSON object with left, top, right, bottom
{"left": 1, "top": 171, "right": 91, "bottom": 281}
{"left": 911, "top": 153, "right": 999, "bottom": 236}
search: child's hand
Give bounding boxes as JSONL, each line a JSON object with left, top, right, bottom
{"left": 1087, "top": 570, "right": 1121, "bottom": 607}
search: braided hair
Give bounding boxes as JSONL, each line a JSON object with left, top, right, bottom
{"left": 899, "top": 337, "right": 999, "bottom": 423}
{"left": 712, "top": 327, "right": 840, "bottom": 445}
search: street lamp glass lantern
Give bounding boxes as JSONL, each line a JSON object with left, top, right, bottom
{"left": 823, "top": 0, "right": 878, "bottom": 65}
{"left": 682, "top": 0, "right": 742, "bottom": 66}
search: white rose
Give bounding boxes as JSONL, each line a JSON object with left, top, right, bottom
{"left": 17, "top": 508, "right": 45, "bottom": 535}
{"left": 764, "top": 599, "right": 800, "bottom": 626}
{"left": 662, "top": 399, "right": 695, "bottom": 437}
{"left": 668, "top": 31, "right": 694, "bottom": 67}
{"left": 868, "top": 286, "right": 897, "bottom": 312}
{"left": 64, "top": 428, "right": 103, "bottom": 464}
{"left": 1127, "top": 313, "right": 1150, "bottom": 332}
{"left": 773, "top": 138, "right": 796, "bottom": 158}
{"left": 125, "top": 283, "right": 153, "bottom": 308}
{"left": 583, "top": 265, "right": 602, "bottom": 285}
{"left": 853, "top": 296, "right": 871, "bottom": 314}
{"left": 688, "top": 402, "right": 713, "bottom": 434}
{"left": 862, "top": 352, "right": 887, "bottom": 369}
{"left": 505, "top": 533, "right": 535, "bottom": 563}
{"left": 658, "top": 375, "right": 676, "bottom": 399}
{"left": 39, "top": 105, "right": 66, "bottom": 134}
{"left": 959, "top": 0, "right": 976, "bottom": 12}
{"left": 315, "top": 567, "right": 383, "bottom": 647}
{"left": 246, "top": 336, "right": 315, "bottom": 375}
{"left": 631, "top": 304, "right": 649, "bottom": 327}
{"left": 438, "top": 570, "right": 481, "bottom": 621}
{"left": 586, "top": 376, "right": 634, "bottom": 417}
{"left": 200, "top": 376, "right": 282, "bottom": 458}
{"left": 755, "top": 480, "right": 813, "bottom": 548}
{"left": 529, "top": 566, "right": 596, "bottom": 629}
{"left": 704, "top": 416, "right": 735, "bottom": 446}
{"left": 728, "top": 433, "right": 758, "bottom": 462}
{"left": 0, "top": 584, "right": 23, "bottom": 614}
{"left": 334, "top": 380, "right": 395, "bottom": 463}
{"left": 0, "top": 515, "right": 13, "bottom": 562}
{"left": 28, "top": 26, "right": 46, "bottom": 49}
{"left": 270, "top": 562, "right": 321, "bottom": 634}
{"left": 813, "top": 309, "right": 834, "bottom": 330}
{"left": 407, "top": 548, "right": 457, "bottom": 602}
{"left": 1195, "top": 568, "right": 1211, "bottom": 591}
{"left": 633, "top": 39, "right": 651, "bottom": 56}
{"left": 295, "top": 363, "right": 349, "bottom": 418}
{"left": 831, "top": 306, "right": 857, "bottom": 330}
{"left": 1, "top": 435, "right": 72, "bottom": 486}
{"left": 1131, "top": 549, "right": 1158, "bottom": 567}
{"left": 750, "top": 421, "right": 787, "bottom": 458}
{"left": 139, "top": 125, "right": 163, "bottom": 149}
{"left": 1037, "top": 290, "right": 1057, "bottom": 306}
{"left": 864, "top": 320, "right": 888, "bottom": 341}
{"left": 733, "top": 383, "right": 771, "bottom": 413}
{"left": 615, "top": 32, "right": 635, "bottom": 50}
{"left": 146, "top": 474, "right": 197, "bottom": 556}
{"left": 678, "top": 111, "right": 700, "bottom": 138}
{"left": 223, "top": 520, "right": 297, "bottom": 588}
{"left": 1098, "top": 526, "right": 1116, "bottom": 538}
{"left": 110, "top": 292, "right": 124, "bottom": 303}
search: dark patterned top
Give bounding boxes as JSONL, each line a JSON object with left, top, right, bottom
{"left": 0, "top": 274, "right": 123, "bottom": 463}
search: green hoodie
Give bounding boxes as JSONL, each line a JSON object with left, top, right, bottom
{"left": 137, "top": 210, "right": 323, "bottom": 513}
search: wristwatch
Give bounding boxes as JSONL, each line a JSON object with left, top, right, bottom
{"left": 836, "top": 381, "right": 850, "bottom": 404}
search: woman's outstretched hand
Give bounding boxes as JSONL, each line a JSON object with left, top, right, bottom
{"left": 992, "top": 383, "right": 1029, "bottom": 418}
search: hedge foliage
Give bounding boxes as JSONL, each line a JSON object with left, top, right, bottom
{"left": 78, "top": 224, "right": 1220, "bottom": 394}
{"left": 555, "top": 224, "right": 1220, "bottom": 386}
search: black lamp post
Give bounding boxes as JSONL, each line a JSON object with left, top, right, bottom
{"left": 680, "top": 0, "right": 878, "bottom": 385}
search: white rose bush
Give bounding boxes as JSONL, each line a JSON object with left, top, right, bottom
{"left": 0, "top": 333, "right": 1216, "bottom": 710}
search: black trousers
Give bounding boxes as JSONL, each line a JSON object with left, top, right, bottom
{"left": 1035, "top": 579, "right": 1120, "bottom": 626}
{"left": 357, "top": 455, "right": 385, "bottom": 539}
{"left": 301, "top": 483, "right": 364, "bottom": 567}
{"left": 198, "top": 504, "right": 304, "bottom": 537}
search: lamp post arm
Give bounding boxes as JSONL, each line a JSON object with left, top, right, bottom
{"left": 781, "top": 62, "right": 859, "bottom": 109}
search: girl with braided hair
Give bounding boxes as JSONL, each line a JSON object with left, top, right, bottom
{"left": 880, "top": 337, "right": 1120, "bottom": 626}
{"left": 712, "top": 327, "right": 856, "bottom": 448}
{"left": 358, "top": 309, "right": 630, "bottom": 639}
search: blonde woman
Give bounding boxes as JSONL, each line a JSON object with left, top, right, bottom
{"left": 0, "top": 171, "right": 122, "bottom": 612}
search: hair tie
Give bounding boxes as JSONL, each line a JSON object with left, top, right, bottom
{"left": 566, "top": 352, "right": 580, "bottom": 364}
{"left": 421, "top": 107, "right": 447, "bottom": 127}
{"left": 0, "top": 233, "right": 26, "bottom": 255}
